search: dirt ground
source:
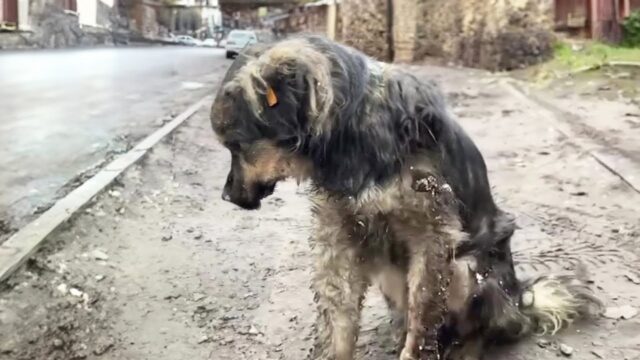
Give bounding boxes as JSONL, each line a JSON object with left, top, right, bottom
{"left": 1, "top": 65, "right": 639, "bottom": 360}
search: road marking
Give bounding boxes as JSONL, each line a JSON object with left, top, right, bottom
{"left": 0, "top": 95, "right": 213, "bottom": 283}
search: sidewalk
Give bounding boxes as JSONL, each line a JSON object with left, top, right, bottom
{"left": 1, "top": 65, "right": 639, "bottom": 360}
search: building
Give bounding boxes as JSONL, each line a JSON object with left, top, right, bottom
{"left": 1, "top": 0, "right": 115, "bottom": 32}
{"left": 555, "top": 0, "right": 640, "bottom": 42}
{"left": 159, "top": 0, "right": 222, "bottom": 37}
{"left": 270, "top": 0, "right": 341, "bottom": 39}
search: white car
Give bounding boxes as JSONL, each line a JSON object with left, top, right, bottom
{"left": 201, "top": 38, "right": 217, "bottom": 47}
{"left": 176, "top": 35, "right": 198, "bottom": 46}
{"left": 224, "top": 30, "right": 258, "bottom": 58}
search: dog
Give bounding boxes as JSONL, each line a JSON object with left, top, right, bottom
{"left": 209, "top": 36, "right": 599, "bottom": 360}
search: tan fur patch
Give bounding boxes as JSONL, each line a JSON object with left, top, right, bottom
{"left": 375, "top": 265, "right": 407, "bottom": 310}
{"left": 240, "top": 141, "right": 312, "bottom": 185}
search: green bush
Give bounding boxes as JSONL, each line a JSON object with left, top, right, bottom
{"left": 622, "top": 10, "right": 640, "bottom": 47}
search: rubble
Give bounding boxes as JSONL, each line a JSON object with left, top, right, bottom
{"left": 69, "top": 288, "right": 83, "bottom": 297}
{"left": 91, "top": 250, "right": 109, "bottom": 261}
{"left": 559, "top": 343, "right": 574, "bottom": 357}
{"left": 57, "top": 283, "right": 69, "bottom": 295}
{"left": 603, "top": 305, "right": 638, "bottom": 320}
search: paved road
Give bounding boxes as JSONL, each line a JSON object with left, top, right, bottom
{"left": 0, "top": 46, "right": 229, "bottom": 232}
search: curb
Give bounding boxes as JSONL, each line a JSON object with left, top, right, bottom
{"left": 502, "top": 80, "right": 640, "bottom": 194}
{"left": 0, "top": 95, "right": 212, "bottom": 283}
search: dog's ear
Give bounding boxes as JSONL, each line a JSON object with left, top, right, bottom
{"left": 254, "top": 45, "right": 334, "bottom": 132}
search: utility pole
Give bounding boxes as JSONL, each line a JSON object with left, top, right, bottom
{"left": 326, "top": 0, "right": 337, "bottom": 40}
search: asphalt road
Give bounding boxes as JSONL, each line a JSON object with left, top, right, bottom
{"left": 0, "top": 46, "right": 229, "bottom": 232}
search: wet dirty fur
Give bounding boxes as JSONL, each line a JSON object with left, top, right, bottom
{"left": 209, "top": 36, "right": 599, "bottom": 360}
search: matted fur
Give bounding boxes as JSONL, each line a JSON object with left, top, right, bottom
{"left": 210, "top": 36, "right": 600, "bottom": 360}
{"left": 231, "top": 38, "right": 334, "bottom": 133}
{"left": 522, "top": 275, "right": 602, "bottom": 336}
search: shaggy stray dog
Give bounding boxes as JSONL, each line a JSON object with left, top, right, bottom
{"left": 210, "top": 36, "right": 599, "bottom": 360}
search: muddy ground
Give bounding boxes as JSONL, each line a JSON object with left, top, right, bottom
{"left": 1, "top": 65, "right": 639, "bottom": 360}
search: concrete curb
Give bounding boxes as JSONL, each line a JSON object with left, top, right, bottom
{"left": 502, "top": 80, "right": 640, "bottom": 194}
{"left": 0, "top": 96, "right": 212, "bottom": 283}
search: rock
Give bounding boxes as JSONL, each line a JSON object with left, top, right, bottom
{"left": 559, "top": 343, "right": 574, "bottom": 357}
{"left": 93, "top": 338, "right": 114, "bottom": 356}
{"left": 161, "top": 234, "right": 173, "bottom": 242}
{"left": 248, "top": 325, "right": 260, "bottom": 335}
{"left": 220, "top": 314, "right": 237, "bottom": 322}
{"left": 95, "top": 275, "right": 105, "bottom": 282}
{"left": 57, "top": 283, "right": 69, "bottom": 295}
{"left": 624, "top": 272, "right": 640, "bottom": 284}
{"left": 192, "top": 293, "right": 206, "bottom": 302}
{"left": 52, "top": 338, "right": 64, "bottom": 349}
{"left": 537, "top": 338, "right": 550, "bottom": 348}
{"left": 197, "top": 335, "right": 210, "bottom": 344}
{"left": 570, "top": 191, "right": 588, "bottom": 196}
{"left": 164, "top": 294, "right": 181, "bottom": 300}
{"left": 591, "top": 349, "right": 605, "bottom": 359}
{"left": 69, "top": 288, "right": 83, "bottom": 297}
{"left": 0, "top": 337, "right": 17, "bottom": 354}
{"left": 92, "top": 250, "right": 109, "bottom": 261}
{"left": 109, "top": 190, "right": 121, "bottom": 198}
{"left": 604, "top": 305, "right": 638, "bottom": 320}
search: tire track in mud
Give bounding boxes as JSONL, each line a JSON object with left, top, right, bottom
{"left": 510, "top": 205, "right": 639, "bottom": 278}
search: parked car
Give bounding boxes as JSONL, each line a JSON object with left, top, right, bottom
{"left": 224, "top": 29, "right": 276, "bottom": 58}
{"left": 201, "top": 38, "right": 217, "bottom": 47}
{"left": 225, "top": 30, "right": 258, "bottom": 58}
{"left": 176, "top": 35, "right": 199, "bottom": 46}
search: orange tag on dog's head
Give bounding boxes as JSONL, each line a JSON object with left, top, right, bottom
{"left": 266, "top": 86, "right": 278, "bottom": 107}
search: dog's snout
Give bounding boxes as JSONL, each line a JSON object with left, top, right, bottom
{"left": 221, "top": 190, "right": 231, "bottom": 202}
{"left": 222, "top": 170, "right": 234, "bottom": 203}
{"left": 224, "top": 170, "right": 234, "bottom": 187}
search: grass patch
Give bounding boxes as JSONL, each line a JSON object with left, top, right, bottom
{"left": 552, "top": 41, "right": 640, "bottom": 70}
{"left": 519, "top": 40, "right": 640, "bottom": 84}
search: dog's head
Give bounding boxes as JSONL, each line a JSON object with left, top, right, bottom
{"left": 211, "top": 36, "right": 415, "bottom": 209}
{"left": 210, "top": 39, "right": 332, "bottom": 209}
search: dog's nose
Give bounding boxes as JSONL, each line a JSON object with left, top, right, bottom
{"left": 221, "top": 190, "right": 231, "bottom": 202}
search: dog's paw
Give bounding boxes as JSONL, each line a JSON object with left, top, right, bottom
{"left": 399, "top": 348, "right": 417, "bottom": 360}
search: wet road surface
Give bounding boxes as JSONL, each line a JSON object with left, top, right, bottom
{"left": 0, "top": 46, "right": 229, "bottom": 231}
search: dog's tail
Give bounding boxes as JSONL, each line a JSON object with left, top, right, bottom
{"left": 517, "top": 273, "right": 602, "bottom": 336}
{"left": 469, "top": 269, "right": 602, "bottom": 344}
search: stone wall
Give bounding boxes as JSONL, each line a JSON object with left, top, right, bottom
{"left": 406, "top": 0, "right": 555, "bottom": 70}
{"left": 341, "top": 0, "right": 554, "bottom": 70}
{"left": 341, "top": 0, "right": 391, "bottom": 61}
{"left": 28, "top": 3, "right": 87, "bottom": 48}
{"left": 130, "top": 2, "right": 159, "bottom": 38}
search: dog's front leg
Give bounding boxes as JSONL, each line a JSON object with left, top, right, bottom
{"left": 393, "top": 224, "right": 457, "bottom": 360}
{"left": 308, "top": 223, "right": 367, "bottom": 360}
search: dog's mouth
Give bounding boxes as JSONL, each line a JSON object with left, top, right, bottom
{"left": 224, "top": 181, "right": 277, "bottom": 210}
{"left": 254, "top": 181, "right": 277, "bottom": 204}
